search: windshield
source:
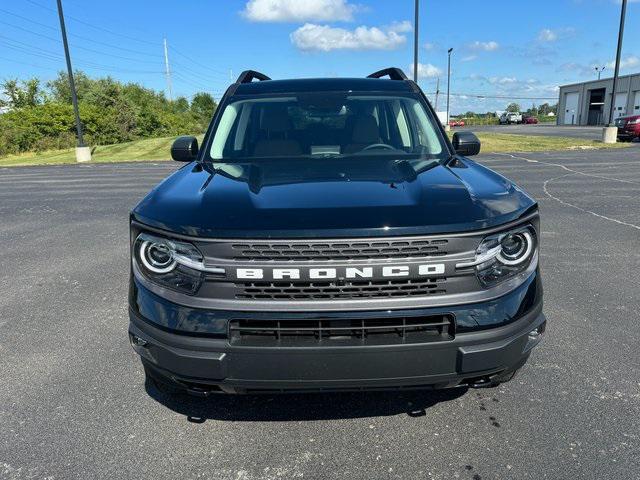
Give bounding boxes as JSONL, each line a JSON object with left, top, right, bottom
{"left": 205, "top": 93, "right": 448, "bottom": 162}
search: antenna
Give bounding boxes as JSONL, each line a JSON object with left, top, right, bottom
{"left": 163, "top": 37, "right": 173, "bottom": 101}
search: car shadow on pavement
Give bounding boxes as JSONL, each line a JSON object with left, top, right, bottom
{"left": 144, "top": 378, "right": 467, "bottom": 422}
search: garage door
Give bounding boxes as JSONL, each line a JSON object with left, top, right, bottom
{"left": 563, "top": 92, "right": 579, "bottom": 125}
{"left": 613, "top": 93, "right": 628, "bottom": 120}
{"left": 634, "top": 91, "right": 640, "bottom": 114}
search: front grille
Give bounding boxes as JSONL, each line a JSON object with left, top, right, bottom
{"left": 229, "top": 314, "right": 455, "bottom": 346}
{"left": 234, "top": 278, "right": 447, "bottom": 300}
{"left": 230, "top": 239, "right": 449, "bottom": 261}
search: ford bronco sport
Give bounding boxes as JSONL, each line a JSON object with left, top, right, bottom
{"left": 129, "top": 68, "right": 545, "bottom": 395}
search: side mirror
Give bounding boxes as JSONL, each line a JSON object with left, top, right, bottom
{"left": 452, "top": 131, "right": 481, "bottom": 156}
{"left": 171, "top": 136, "right": 199, "bottom": 162}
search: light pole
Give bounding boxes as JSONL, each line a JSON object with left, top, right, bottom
{"left": 595, "top": 66, "right": 605, "bottom": 80}
{"left": 603, "top": 0, "right": 627, "bottom": 142}
{"left": 413, "top": 0, "right": 419, "bottom": 82}
{"left": 446, "top": 48, "right": 453, "bottom": 131}
{"left": 56, "top": 0, "right": 91, "bottom": 162}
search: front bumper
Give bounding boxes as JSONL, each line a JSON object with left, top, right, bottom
{"left": 129, "top": 291, "right": 545, "bottom": 394}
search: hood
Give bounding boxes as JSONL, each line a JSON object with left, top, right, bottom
{"left": 132, "top": 157, "right": 536, "bottom": 238}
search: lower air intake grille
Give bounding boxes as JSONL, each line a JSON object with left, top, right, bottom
{"left": 235, "top": 278, "right": 447, "bottom": 300}
{"left": 229, "top": 315, "right": 455, "bottom": 346}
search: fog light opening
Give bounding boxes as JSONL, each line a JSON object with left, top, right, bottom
{"left": 130, "top": 334, "right": 148, "bottom": 347}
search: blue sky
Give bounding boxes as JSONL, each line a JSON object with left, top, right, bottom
{"left": 0, "top": 0, "right": 638, "bottom": 113}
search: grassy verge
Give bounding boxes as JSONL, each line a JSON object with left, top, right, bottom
{"left": 0, "top": 132, "right": 631, "bottom": 167}
{"left": 0, "top": 135, "right": 203, "bottom": 167}
{"left": 449, "top": 132, "right": 631, "bottom": 153}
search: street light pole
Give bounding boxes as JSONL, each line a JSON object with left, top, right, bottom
{"left": 56, "top": 0, "right": 91, "bottom": 162}
{"left": 413, "top": 0, "right": 419, "bottom": 82}
{"left": 603, "top": 0, "right": 627, "bottom": 142}
{"left": 446, "top": 48, "right": 453, "bottom": 131}
{"left": 595, "top": 66, "right": 605, "bottom": 80}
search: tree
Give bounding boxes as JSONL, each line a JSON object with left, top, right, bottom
{"left": 1, "top": 78, "right": 44, "bottom": 109}
{"left": 190, "top": 92, "right": 217, "bottom": 123}
{"left": 506, "top": 102, "right": 521, "bottom": 113}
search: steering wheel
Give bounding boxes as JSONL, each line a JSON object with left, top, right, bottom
{"left": 362, "top": 143, "right": 396, "bottom": 151}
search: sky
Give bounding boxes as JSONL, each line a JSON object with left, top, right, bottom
{"left": 0, "top": 0, "right": 638, "bottom": 114}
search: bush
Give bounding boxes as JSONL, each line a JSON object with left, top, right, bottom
{"left": 0, "top": 72, "right": 217, "bottom": 156}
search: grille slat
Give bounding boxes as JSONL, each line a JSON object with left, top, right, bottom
{"left": 235, "top": 278, "right": 447, "bottom": 300}
{"left": 229, "top": 315, "right": 455, "bottom": 346}
{"left": 231, "top": 239, "right": 449, "bottom": 262}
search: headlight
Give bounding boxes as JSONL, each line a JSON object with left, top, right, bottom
{"left": 133, "top": 233, "right": 221, "bottom": 295}
{"left": 628, "top": 118, "right": 639, "bottom": 125}
{"left": 457, "top": 225, "right": 537, "bottom": 287}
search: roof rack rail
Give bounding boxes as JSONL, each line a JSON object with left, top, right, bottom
{"left": 236, "top": 70, "right": 271, "bottom": 84}
{"left": 367, "top": 68, "right": 408, "bottom": 81}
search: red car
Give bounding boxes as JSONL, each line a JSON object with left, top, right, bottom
{"left": 615, "top": 115, "right": 640, "bottom": 141}
{"left": 522, "top": 116, "right": 539, "bottom": 124}
{"left": 448, "top": 119, "right": 465, "bottom": 127}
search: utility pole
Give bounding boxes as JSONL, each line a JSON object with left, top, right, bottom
{"left": 446, "top": 48, "right": 453, "bottom": 131}
{"left": 163, "top": 38, "right": 173, "bottom": 101}
{"left": 413, "top": 0, "right": 419, "bottom": 82}
{"left": 603, "top": 0, "right": 627, "bottom": 142}
{"left": 434, "top": 77, "right": 440, "bottom": 111}
{"left": 56, "top": 0, "right": 90, "bottom": 162}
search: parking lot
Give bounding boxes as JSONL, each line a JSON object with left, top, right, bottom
{"left": 1, "top": 147, "right": 639, "bottom": 479}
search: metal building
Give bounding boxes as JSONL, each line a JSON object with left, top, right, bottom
{"left": 557, "top": 72, "right": 640, "bottom": 125}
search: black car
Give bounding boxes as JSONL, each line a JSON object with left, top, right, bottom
{"left": 129, "top": 68, "right": 545, "bottom": 395}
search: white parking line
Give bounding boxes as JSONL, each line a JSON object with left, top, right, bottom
{"left": 494, "top": 153, "right": 640, "bottom": 231}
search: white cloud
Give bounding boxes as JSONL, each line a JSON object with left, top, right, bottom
{"left": 606, "top": 55, "right": 640, "bottom": 70}
{"left": 291, "top": 23, "right": 410, "bottom": 52}
{"left": 468, "top": 40, "right": 499, "bottom": 52}
{"left": 423, "top": 42, "right": 436, "bottom": 50}
{"left": 409, "top": 63, "right": 443, "bottom": 79}
{"left": 538, "top": 29, "right": 557, "bottom": 42}
{"left": 243, "top": 0, "right": 356, "bottom": 22}
{"left": 489, "top": 76, "right": 517, "bottom": 85}
{"left": 461, "top": 55, "right": 477, "bottom": 62}
{"left": 537, "top": 27, "right": 575, "bottom": 42}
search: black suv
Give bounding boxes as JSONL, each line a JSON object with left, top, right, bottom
{"left": 129, "top": 68, "right": 545, "bottom": 395}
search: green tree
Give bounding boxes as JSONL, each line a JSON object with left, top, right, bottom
{"left": 506, "top": 102, "right": 521, "bottom": 113}
{"left": 1, "top": 78, "right": 44, "bottom": 108}
{"left": 190, "top": 92, "right": 217, "bottom": 123}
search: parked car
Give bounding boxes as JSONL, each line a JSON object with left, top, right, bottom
{"left": 129, "top": 67, "right": 545, "bottom": 395}
{"left": 448, "top": 118, "right": 465, "bottom": 127}
{"left": 522, "top": 116, "right": 539, "bottom": 124}
{"left": 499, "top": 112, "right": 522, "bottom": 124}
{"left": 615, "top": 115, "right": 640, "bottom": 141}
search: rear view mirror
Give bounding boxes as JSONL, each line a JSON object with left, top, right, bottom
{"left": 452, "top": 131, "right": 481, "bottom": 157}
{"left": 171, "top": 136, "right": 199, "bottom": 162}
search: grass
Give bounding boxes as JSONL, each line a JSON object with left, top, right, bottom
{"left": 449, "top": 132, "right": 632, "bottom": 153}
{"left": 0, "top": 132, "right": 631, "bottom": 167}
{"left": 0, "top": 135, "right": 203, "bottom": 167}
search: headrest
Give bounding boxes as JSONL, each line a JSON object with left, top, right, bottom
{"left": 351, "top": 114, "right": 379, "bottom": 144}
{"left": 262, "top": 107, "right": 291, "bottom": 132}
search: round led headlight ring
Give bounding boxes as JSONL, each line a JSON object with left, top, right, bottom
{"left": 496, "top": 230, "right": 533, "bottom": 266}
{"left": 139, "top": 240, "right": 176, "bottom": 274}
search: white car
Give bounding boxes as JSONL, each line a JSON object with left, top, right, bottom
{"left": 499, "top": 112, "right": 522, "bottom": 125}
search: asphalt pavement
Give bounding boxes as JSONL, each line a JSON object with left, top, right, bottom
{"left": 1, "top": 148, "right": 640, "bottom": 479}
{"left": 466, "top": 124, "right": 612, "bottom": 140}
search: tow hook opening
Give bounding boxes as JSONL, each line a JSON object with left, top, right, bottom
{"left": 129, "top": 334, "right": 148, "bottom": 348}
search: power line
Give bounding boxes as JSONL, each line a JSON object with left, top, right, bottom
{"left": 0, "top": 20, "right": 163, "bottom": 67}
{"left": 0, "top": 11, "right": 159, "bottom": 58}
{"left": 24, "top": 0, "right": 159, "bottom": 47}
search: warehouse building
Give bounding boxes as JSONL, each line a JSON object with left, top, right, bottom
{"left": 557, "top": 72, "right": 640, "bottom": 125}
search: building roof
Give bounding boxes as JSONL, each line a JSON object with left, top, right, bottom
{"left": 558, "top": 71, "right": 639, "bottom": 89}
